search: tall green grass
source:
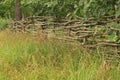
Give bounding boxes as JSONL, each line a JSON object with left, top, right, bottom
{"left": 0, "top": 31, "right": 119, "bottom": 80}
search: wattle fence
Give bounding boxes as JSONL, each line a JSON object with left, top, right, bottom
{"left": 9, "top": 16, "right": 120, "bottom": 55}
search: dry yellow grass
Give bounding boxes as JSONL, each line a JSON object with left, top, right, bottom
{"left": 0, "top": 29, "right": 119, "bottom": 80}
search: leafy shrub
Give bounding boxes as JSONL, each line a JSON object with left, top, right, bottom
{"left": 0, "top": 0, "right": 119, "bottom": 19}
{"left": 0, "top": 18, "right": 9, "bottom": 30}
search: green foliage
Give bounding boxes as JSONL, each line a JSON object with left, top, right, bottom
{"left": 0, "top": 18, "right": 9, "bottom": 30}
{"left": 1, "top": 0, "right": 120, "bottom": 19}
{"left": 0, "top": 0, "right": 14, "bottom": 18}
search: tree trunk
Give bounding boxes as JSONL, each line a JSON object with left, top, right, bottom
{"left": 15, "top": 0, "right": 22, "bottom": 21}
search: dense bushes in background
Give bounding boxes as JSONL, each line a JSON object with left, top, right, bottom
{"left": 0, "top": 0, "right": 120, "bottom": 19}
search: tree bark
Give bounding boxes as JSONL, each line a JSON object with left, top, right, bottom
{"left": 15, "top": 0, "right": 22, "bottom": 21}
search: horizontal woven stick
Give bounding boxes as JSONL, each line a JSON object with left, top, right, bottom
{"left": 97, "top": 43, "right": 120, "bottom": 47}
